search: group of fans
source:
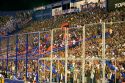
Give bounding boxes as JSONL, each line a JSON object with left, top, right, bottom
{"left": 0, "top": 11, "right": 32, "bottom": 36}
{"left": 0, "top": 4, "right": 125, "bottom": 83}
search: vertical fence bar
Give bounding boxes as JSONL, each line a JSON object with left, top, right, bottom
{"left": 102, "top": 22, "right": 106, "bottom": 83}
{"left": 15, "top": 35, "right": 18, "bottom": 77}
{"left": 36, "top": 59, "right": 39, "bottom": 83}
{"left": 65, "top": 28, "right": 68, "bottom": 83}
{"left": 6, "top": 36, "right": 9, "bottom": 78}
{"left": 44, "top": 60, "right": 45, "bottom": 81}
{"left": 82, "top": 25, "right": 85, "bottom": 83}
{"left": 38, "top": 31, "right": 41, "bottom": 55}
{"left": 115, "top": 59, "right": 116, "bottom": 83}
{"left": 0, "top": 36, "right": 2, "bottom": 57}
{"left": 38, "top": 59, "right": 40, "bottom": 82}
{"left": 38, "top": 32, "right": 40, "bottom": 81}
{"left": 25, "top": 34, "right": 28, "bottom": 80}
{"left": 0, "top": 36, "right": 2, "bottom": 71}
{"left": 50, "top": 30, "right": 53, "bottom": 83}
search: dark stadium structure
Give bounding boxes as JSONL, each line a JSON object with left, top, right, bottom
{"left": 0, "top": 0, "right": 61, "bottom": 10}
{"left": 0, "top": 0, "right": 124, "bottom": 11}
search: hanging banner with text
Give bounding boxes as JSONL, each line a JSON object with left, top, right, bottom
{"left": 107, "top": 0, "right": 125, "bottom": 11}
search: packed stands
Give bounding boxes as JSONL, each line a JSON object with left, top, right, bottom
{"left": 0, "top": 11, "right": 32, "bottom": 36}
{"left": 0, "top": 3, "right": 125, "bottom": 83}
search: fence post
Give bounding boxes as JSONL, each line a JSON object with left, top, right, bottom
{"left": 65, "top": 28, "right": 68, "bottom": 83}
{"left": 102, "top": 22, "right": 106, "bottom": 83}
{"left": 0, "top": 36, "right": 2, "bottom": 71}
{"left": 50, "top": 30, "right": 53, "bottom": 83}
{"left": 6, "top": 36, "right": 9, "bottom": 78}
{"left": 15, "top": 35, "right": 18, "bottom": 77}
{"left": 82, "top": 25, "right": 85, "bottom": 83}
{"left": 25, "top": 34, "right": 28, "bottom": 80}
{"left": 38, "top": 32, "right": 41, "bottom": 55}
{"left": 37, "top": 32, "right": 41, "bottom": 81}
{"left": 0, "top": 36, "right": 1, "bottom": 56}
{"left": 37, "top": 59, "right": 40, "bottom": 82}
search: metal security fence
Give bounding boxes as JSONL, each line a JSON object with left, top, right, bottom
{"left": 0, "top": 21, "right": 125, "bottom": 83}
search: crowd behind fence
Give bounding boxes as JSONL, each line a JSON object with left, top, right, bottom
{"left": 0, "top": 21, "right": 125, "bottom": 83}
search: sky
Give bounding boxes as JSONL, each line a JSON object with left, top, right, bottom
{"left": 0, "top": 0, "right": 61, "bottom": 10}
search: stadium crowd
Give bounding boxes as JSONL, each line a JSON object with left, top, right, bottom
{"left": 0, "top": 4, "right": 125, "bottom": 83}
{"left": 0, "top": 11, "right": 32, "bottom": 35}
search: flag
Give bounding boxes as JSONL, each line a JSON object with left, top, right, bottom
{"left": 47, "top": 45, "right": 55, "bottom": 51}
{"left": 61, "top": 22, "right": 69, "bottom": 30}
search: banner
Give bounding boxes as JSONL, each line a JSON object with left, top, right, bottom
{"left": 75, "top": 1, "right": 84, "bottom": 11}
{"left": 52, "top": 7, "right": 62, "bottom": 16}
{"left": 107, "top": 0, "right": 125, "bottom": 11}
{"left": 62, "top": 8, "right": 79, "bottom": 14}
{"left": 32, "top": 8, "right": 52, "bottom": 20}
{"left": 87, "top": 0, "right": 98, "bottom": 3}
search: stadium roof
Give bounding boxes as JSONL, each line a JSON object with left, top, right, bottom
{"left": 0, "top": 0, "right": 61, "bottom": 11}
